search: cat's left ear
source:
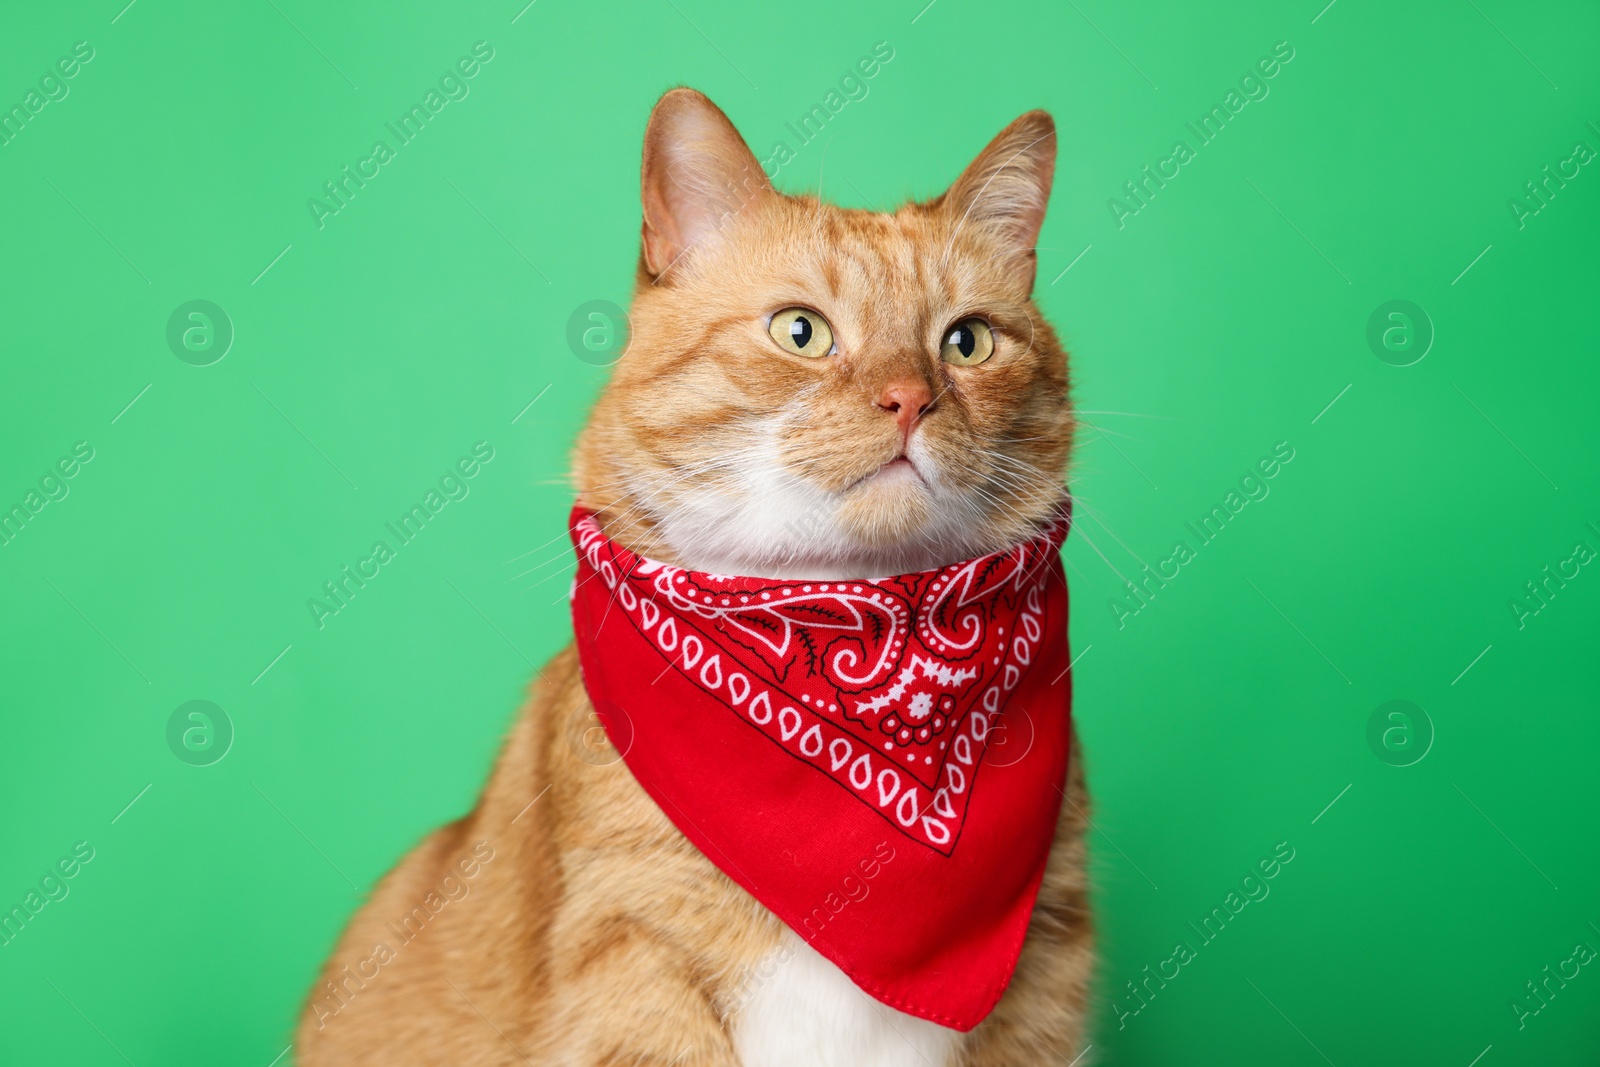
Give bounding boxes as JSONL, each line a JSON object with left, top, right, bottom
{"left": 640, "top": 88, "right": 773, "bottom": 281}
{"left": 940, "top": 111, "right": 1057, "bottom": 293}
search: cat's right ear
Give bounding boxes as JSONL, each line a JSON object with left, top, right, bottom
{"left": 640, "top": 88, "right": 772, "bottom": 281}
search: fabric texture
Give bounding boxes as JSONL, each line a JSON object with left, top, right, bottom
{"left": 567, "top": 504, "right": 1074, "bottom": 1030}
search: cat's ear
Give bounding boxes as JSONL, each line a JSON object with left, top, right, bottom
{"left": 640, "top": 88, "right": 772, "bottom": 280}
{"left": 940, "top": 111, "right": 1057, "bottom": 292}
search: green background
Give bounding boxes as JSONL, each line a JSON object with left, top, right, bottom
{"left": 2, "top": 0, "right": 1596, "bottom": 1063}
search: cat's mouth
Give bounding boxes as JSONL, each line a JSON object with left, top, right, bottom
{"left": 849, "top": 454, "right": 927, "bottom": 492}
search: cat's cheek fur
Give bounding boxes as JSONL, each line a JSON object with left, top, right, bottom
{"left": 648, "top": 418, "right": 838, "bottom": 575}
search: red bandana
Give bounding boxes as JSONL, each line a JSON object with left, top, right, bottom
{"left": 568, "top": 505, "right": 1074, "bottom": 1031}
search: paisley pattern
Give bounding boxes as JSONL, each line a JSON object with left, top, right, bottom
{"left": 571, "top": 510, "right": 1068, "bottom": 853}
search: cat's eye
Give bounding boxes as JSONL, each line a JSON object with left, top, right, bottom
{"left": 940, "top": 318, "right": 995, "bottom": 366}
{"left": 768, "top": 308, "right": 835, "bottom": 358}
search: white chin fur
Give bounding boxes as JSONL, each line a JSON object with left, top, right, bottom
{"left": 647, "top": 427, "right": 991, "bottom": 580}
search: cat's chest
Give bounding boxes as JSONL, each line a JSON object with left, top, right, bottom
{"left": 730, "top": 930, "right": 961, "bottom": 1067}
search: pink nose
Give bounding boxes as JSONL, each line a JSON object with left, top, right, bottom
{"left": 876, "top": 381, "right": 935, "bottom": 443}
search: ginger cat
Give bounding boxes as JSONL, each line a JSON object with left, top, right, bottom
{"left": 296, "top": 88, "right": 1090, "bottom": 1066}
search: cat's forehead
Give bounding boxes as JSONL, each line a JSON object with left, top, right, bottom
{"left": 741, "top": 200, "right": 1002, "bottom": 318}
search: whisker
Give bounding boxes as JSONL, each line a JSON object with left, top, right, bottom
{"left": 1074, "top": 409, "right": 1174, "bottom": 420}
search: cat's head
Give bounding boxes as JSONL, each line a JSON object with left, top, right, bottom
{"left": 574, "top": 88, "right": 1072, "bottom": 579}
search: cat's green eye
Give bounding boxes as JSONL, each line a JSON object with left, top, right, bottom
{"left": 768, "top": 308, "right": 835, "bottom": 358}
{"left": 940, "top": 318, "right": 995, "bottom": 366}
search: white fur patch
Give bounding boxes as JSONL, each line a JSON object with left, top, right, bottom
{"left": 731, "top": 931, "right": 959, "bottom": 1067}
{"left": 649, "top": 417, "right": 993, "bottom": 580}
